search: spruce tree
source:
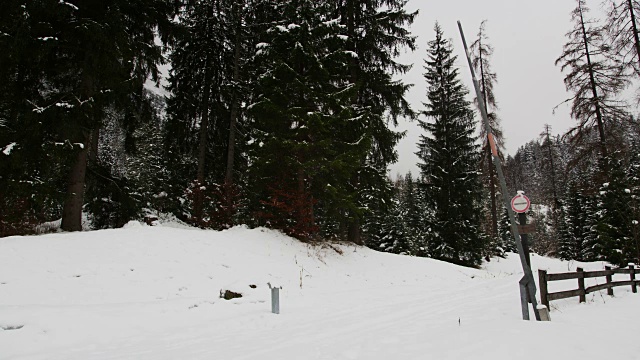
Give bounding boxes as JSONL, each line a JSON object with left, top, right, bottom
{"left": 1, "top": 0, "right": 176, "bottom": 232}
{"left": 381, "top": 196, "right": 412, "bottom": 255}
{"left": 165, "top": 0, "right": 237, "bottom": 226}
{"left": 0, "top": 1, "right": 68, "bottom": 234}
{"left": 559, "top": 180, "right": 595, "bottom": 260}
{"left": 247, "top": 0, "right": 366, "bottom": 240}
{"left": 498, "top": 207, "right": 515, "bottom": 254}
{"left": 594, "top": 156, "right": 634, "bottom": 265}
{"left": 333, "top": 0, "right": 417, "bottom": 244}
{"left": 400, "top": 172, "right": 427, "bottom": 253}
{"left": 418, "top": 23, "right": 486, "bottom": 267}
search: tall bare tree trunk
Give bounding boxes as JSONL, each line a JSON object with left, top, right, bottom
{"left": 579, "top": 3, "right": 609, "bottom": 163}
{"left": 61, "top": 72, "right": 94, "bottom": 232}
{"left": 89, "top": 127, "right": 99, "bottom": 163}
{"left": 194, "top": 63, "right": 211, "bottom": 222}
{"left": 61, "top": 134, "right": 89, "bottom": 231}
{"left": 225, "top": 0, "right": 242, "bottom": 192}
{"left": 345, "top": 0, "right": 363, "bottom": 245}
{"left": 627, "top": 0, "right": 640, "bottom": 71}
{"left": 544, "top": 125, "right": 560, "bottom": 209}
{"left": 478, "top": 38, "right": 498, "bottom": 238}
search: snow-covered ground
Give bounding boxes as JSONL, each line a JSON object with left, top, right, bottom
{"left": 1, "top": 223, "right": 638, "bottom": 360}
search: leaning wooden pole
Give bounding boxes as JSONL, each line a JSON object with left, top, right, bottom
{"left": 458, "top": 21, "right": 541, "bottom": 321}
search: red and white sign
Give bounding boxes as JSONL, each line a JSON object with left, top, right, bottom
{"left": 511, "top": 193, "right": 531, "bottom": 214}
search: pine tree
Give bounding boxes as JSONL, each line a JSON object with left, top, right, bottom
{"left": 247, "top": 0, "right": 366, "bottom": 240}
{"left": 381, "top": 196, "right": 412, "bottom": 255}
{"left": 165, "top": 0, "right": 234, "bottom": 226}
{"left": 333, "top": 0, "right": 417, "bottom": 244}
{"left": 605, "top": 0, "right": 640, "bottom": 79}
{"left": 1, "top": 0, "right": 176, "bottom": 232}
{"left": 559, "top": 180, "right": 595, "bottom": 260}
{"left": 470, "top": 20, "right": 504, "bottom": 242}
{"left": 0, "top": 1, "right": 69, "bottom": 235}
{"left": 556, "top": 0, "right": 629, "bottom": 170}
{"left": 418, "top": 23, "right": 486, "bottom": 267}
{"left": 400, "top": 172, "right": 427, "bottom": 253}
{"left": 498, "top": 207, "right": 516, "bottom": 254}
{"left": 594, "top": 156, "right": 634, "bottom": 265}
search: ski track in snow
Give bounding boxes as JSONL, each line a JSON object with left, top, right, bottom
{"left": 0, "top": 225, "right": 638, "bottom": 360}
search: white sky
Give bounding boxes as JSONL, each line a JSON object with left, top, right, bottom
{"left": 389, "top": 0, "right": 604, "bottom": 177}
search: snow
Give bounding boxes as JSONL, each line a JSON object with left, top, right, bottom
{"left": 1, "top": 226, "right": 639, "bottom": 360}
{"left": 323, "top": 19, "right": 340, "bottom": 26}
{"left": 2, "top": 142, "right": 17, "bottom": 155}
{"left": 344, "top": 50, "right": 358, "bottom": 58}
{"left": 58, "top": 0, "right": 78, "bottom": 11}
{"left": 55, "top": 102, "right": 73, "bottom": 109}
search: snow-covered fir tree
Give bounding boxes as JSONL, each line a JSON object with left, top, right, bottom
{"left": 331, "top": 0, "right": 417, "bottom": 245}
{"left": 417, "top": 23, "right": 486, "bottom": 268}
{"left": 559, "top": 180, "right": 596, "bottom": 261}
{"left": 594, "top": 156, "right": 634, "bottom": 265}
{"left": 247, "top": 0, "right": 366, "bottom": 240}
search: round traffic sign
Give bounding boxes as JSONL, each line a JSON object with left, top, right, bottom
{"left": 511, "top": 194, "right": 531, "bottom": 213}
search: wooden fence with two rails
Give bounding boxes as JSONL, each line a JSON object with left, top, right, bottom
{"left": 539, "top": 265, "right": 639, "bottom": 310}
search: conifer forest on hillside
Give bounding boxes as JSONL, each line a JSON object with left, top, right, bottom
{"left": 2, "top": 0, "right": 640, "bottom": 268}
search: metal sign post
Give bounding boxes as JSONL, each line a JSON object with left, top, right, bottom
{"left": 512, "top": 192, "right": 533, "bottom": 307}
{"left": 458, "top": 21, "right": 541, "bottom": 321}
{"left": 512, "top": 193, "right": 532, "bottom": 270}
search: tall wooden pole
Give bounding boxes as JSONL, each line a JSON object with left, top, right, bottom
{"left": 458, "top": 21, "right": 541, "bottom": 321}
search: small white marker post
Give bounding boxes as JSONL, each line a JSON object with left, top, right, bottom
{"left": 268, "top": 282, "right": 282, "bottom": 314}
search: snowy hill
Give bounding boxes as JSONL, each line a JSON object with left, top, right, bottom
{"left": 1, "top": 223, "right": 638, "bottom": 360}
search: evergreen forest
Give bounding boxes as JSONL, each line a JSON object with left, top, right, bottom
{"left": 2, "top": 0, "right": 640, "bottom": 269}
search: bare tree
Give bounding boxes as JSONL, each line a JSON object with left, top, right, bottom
{"left": 606, "top": 0, "right": 640, "bottom": 75}
{"left": 470, "top": 20, "right": 504, "bottom": 239}
{"left": 556, "top": 0, "right": 629, "bottom": 173}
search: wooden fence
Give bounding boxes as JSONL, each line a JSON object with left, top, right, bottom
{"left": 539, "top": 265, "right": 639, "bottom": 310}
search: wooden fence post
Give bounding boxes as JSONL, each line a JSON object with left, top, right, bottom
{"left": 630, "top": 264, "right": 637, "bottom": 294}
{"left": 577, "top": 267, "right": 586, "bottom": 303}
{"left": 538, "top": 269, "right": 549, "bottom": 310}
{"left": 605, "top": 265, "right": 614, "bottom": 296}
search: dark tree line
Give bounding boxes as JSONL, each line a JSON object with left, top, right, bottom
{"left": 3, "top": 0, "right": 639, "bottom": 269}
{"left": 0, "top": 0, "right": 420, "bottom": 248}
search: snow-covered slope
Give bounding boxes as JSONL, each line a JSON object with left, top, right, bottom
{"left": 1, "top": 224, "right": 638, "bottom": 360}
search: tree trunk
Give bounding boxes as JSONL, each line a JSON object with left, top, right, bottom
{"left": 488, "top": 149, "right": 498, "bottom": 237}
{"left": 348, "top": 216, "right": 362, "bottom": 245}
{"left": 579, "top": 3, "right": 609, "bottom": 163}
{"left": 194, "top": 64, "right": 211, "bottom": 222}
{"left": 89, "top": 127, "right": 99, "bottom": 163}
{"left": 345, "top": 0, "right": 363, "bottom": 244}
{"left": 627, "top": 0, "right": 640, "bottom": 72}
{"left": 61, "top": 70, "right": 94, "bottom": 232}
{"left": 544, "top": 125, "right": 560, "bottom": 209}
{"left": 61, "top": 134, "right": 89, "bottom": 232}
{"left": 478, "top": 41, "right": 498, "bottom": 238}
{"left": 225, "top": 0, "right": 242, "bottom": 190}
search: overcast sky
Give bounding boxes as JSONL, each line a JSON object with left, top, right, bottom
{"left": 388, "top": 0, "right": 605, "bottom": 177}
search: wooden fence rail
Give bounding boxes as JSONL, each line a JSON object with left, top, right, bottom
{"left": 539, "top": 264, "right": 639, "bottom": 311}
